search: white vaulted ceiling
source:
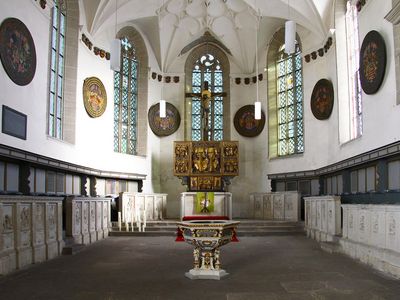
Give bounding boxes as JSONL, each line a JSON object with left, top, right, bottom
{"left": 80, "top": 0, "right": 334, "bottom": 73}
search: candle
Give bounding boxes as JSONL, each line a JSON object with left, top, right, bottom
{"left": 118, "top": 212, "right": 122, "bottom": 231}
{"left": 131, "top": 209, "right": 135, "bottom": 232}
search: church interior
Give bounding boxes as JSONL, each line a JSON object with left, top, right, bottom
{"left": 2, "top": 0, "right": 400, "bottom": 298}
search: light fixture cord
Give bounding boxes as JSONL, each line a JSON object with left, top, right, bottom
{"left": 161, "top": 0, "right": 165, "bottom": 102}
{"left": 255, "top": 10, "right": 260, "bottom": 102}
{"left": 115, "top": 0, "right": 117, "bottom": 37}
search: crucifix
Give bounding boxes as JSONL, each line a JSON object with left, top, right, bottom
{"left": 185, "top": 81, "right": 227, "bottom": 141}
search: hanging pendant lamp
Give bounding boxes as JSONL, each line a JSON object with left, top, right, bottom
{"left": 254, "top": 8, "right": 261, "bottom": 120}
{"left": 159, "top": 0, "right": 166, "bottom": 118}
{"left": 110, "top": 0, "right": 120, "bottom": 71}
{"left": 284, "top": 0, "right": 296, "bottom": 54}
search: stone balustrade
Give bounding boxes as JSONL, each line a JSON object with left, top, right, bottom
{"left": 249, "top": 192, "right": 301, "bottom": 221}
{"left": 119, "top": 192, "right": 167, "bottom": 223}
{"left": 0, "top": 196, "right": 63, "bottom": 275}
{"left": 340, "top": 204, "right": 400, "bottom": 278}
{"left": 66, "top": 196, "right": 111, "bottom": 245}
{"left": 304, "top": 196, "right": 341, "bottom": 242}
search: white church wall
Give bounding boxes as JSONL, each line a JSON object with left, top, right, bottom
{"left": 229, "top": 78, "right": 269, "bottom": 218}
{"left": 154, "top": 77, "right": 186, "bottom": 218}
{"left": 0, "top": 0, "right": 149, "bottom": 178}
{"left": 266, "top": 0, "right": 398, "bottom": 179}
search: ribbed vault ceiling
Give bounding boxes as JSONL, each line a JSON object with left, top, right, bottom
{"left": 80, "top": 0, "right": 334, "bottom": 73}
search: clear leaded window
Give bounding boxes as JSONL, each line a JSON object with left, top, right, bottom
{"left": 48, "top": 0, "right": 66, "bottom": 139}
{"left": 346, "top": 1, "right": 362, "bottom": 139}
{"left": 114, "top": 37, "right": 137, "bottom": 155}
{"left": 191, "top": 54, "right": 223, "bottom": 141}
{"left": 276, "top": 43, "right": 304, "bottom": 156}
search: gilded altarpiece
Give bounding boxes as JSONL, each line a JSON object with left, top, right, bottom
{"left": 174, "top": 141, "right": 239, "bottom": 191}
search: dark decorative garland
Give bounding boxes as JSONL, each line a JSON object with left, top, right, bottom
{"left": 35, "top": 0, "right": 47, "bottom": 9}
{"left": 235, "top": 73, "right": 263, "bottom": 85}
{"left": 81, "top": 34, "right": 110, "bottom": 61}
{"left": 304, "top": 37, "right": 333, "bottom": 63}
{"left": 151, "top": 72, "right": 180, "bottom": 83}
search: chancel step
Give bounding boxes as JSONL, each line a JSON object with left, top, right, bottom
{"left": 109, "top": 220, "right": 305, "bottom": 237}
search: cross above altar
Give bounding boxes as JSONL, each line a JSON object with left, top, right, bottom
{"left": 185, "top": 81, "right": 227, "bottom": 141}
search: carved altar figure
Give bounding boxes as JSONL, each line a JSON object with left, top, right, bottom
{"left": 185, "top": 81, "right": 226, "bottom": 141}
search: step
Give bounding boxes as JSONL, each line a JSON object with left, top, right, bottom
{"left": 109, "top": 231, "right": 176, "bottom": 237}
{"left": 62, "top": 243, "right": 86, "bottom": 255}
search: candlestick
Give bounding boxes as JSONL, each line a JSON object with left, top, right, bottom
{"left": 118, "top": 212, "right": 122, "bottom": 231}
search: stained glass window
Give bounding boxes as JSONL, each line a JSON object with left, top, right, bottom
{"left": 191, "top": 54, "right": 224, "bottom": 141}
{"left": 48, "top": 0, "right": 66, "bottom": 139}
{"left": 276, "top": 44, "right": 304, "bottom": 156}
{"left": 346, "top": 1, "right": 362, "bottom": 139}
{"left": 114, "top": 37, "right": 137, "bottom": 155}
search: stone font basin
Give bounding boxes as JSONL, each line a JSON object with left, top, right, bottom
{"left": 177, "top": 219, "right": 240, "bottom": 280}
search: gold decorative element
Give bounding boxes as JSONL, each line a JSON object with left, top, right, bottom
{"left": 174, "top": 141, "right": 238, "bottom": 191}
{"left": 83, "top": 77, "right": 107, "bottom": 118}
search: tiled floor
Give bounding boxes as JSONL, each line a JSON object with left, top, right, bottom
{"left": 1, "top": 236, "right": 400, "bottom": 299}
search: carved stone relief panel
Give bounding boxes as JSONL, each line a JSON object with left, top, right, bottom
{"left": 263, "top": 195, "right": 273, "bottom": 220}
{"left": 35, "top": 203, "right": 45, "bottom": 230}
{"left": 321, "top": 202, "right": 327, "bottom": 232}
{"left": 103, "top": 203, "right": 108, "bottom": 229}
{"left": 386, "top": 213, "right": 398, "bottom": 252}
{"left": 47, "top": 204, "right": 57, "bottom": 241}
{"left": 20, "top": 205, "right": 30, "bottom": 230}
{"left": 370, "top": 209, "right": 385, "bottom": 248}
{"left": 273, "top": 194, "right": 284, "bottom": 220}
{"left": 145, "top": 196, "right": 154, "bottom": 220}
{"left": 284, "top": 197, "right": 294, "bottom": 220}
{"left": 316, "top": 201, "right": 321, "bottom": 230}
{"left": 74, "top": 203, "right": 81, "bottom": 236}
{"left": 327, "top": 201, "right": 334, "bottom": 234}
{"left": 2, "top": 204, "right": 14, "bottom": 250}
{"left": 19, "top": 204, "right": 31, "bottom": 247}
{"left": 89, "top": 202, "right": 95, "bottom": 232}
{"left": 82, "top": 202, "right": 89, "bottom": 234}
{"left": 305, "top": 201, "right": 311, "bottom": 227}
{"left": 254, "top": 195, "right": 262, "bottom": 219}
{"left": 35, "top": 203, "right": 45, "bottom": 245}
{"left": 96, "top": 202, "right": 102, "bottom": 230}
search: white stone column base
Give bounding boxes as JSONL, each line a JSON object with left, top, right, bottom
{"left": 185, "top": 268, "right": 229, "bottom": 280}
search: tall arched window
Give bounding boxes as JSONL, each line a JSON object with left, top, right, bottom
{"left": 48, "top": 0, "right": 66, "bottom": 139}
{"left": 345, "top": 0, "right": 362, "bottom": 139}
{"left": 185, "top": 42, "right": 230, "bottom": 142}
{"left": 276, "top": 43, "right": 304, "bottom": 156}
{"left": 267, "top": 29, "right": 304, "bottom": 158}
{"left": 114, "top": 37, "right": 137, "bottom": 155}
{"left": 191, "top": 53, "right": 224, "bottom": 141}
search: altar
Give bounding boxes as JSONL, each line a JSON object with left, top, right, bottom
{"left": 180, "top": 192, "right": 232, "bottom": 220}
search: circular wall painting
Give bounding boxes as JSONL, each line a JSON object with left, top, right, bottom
{"left": 359, "top": 30, "right": 386, "bottom": 95}
{"left": 0, "top": 18, "right": 37, "bottom": 86}
{"left": 233, "top": 104, "right": 265, "bottom": 137}
{"left": 310, "top": 79, "right": 334, "bottom": 120}
{"left": 148, "top": 102, "right": 181, "bottom": 136}
{"left": 82, "top": 77, "right": 107, "bottom": 118}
